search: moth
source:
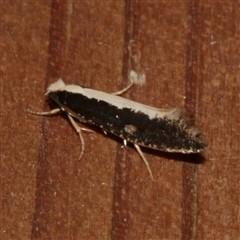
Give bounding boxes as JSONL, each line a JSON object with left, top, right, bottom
{"left": 29, "top": 79, "right": 207, "bottom": 180}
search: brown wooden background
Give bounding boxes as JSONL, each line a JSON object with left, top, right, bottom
{"left": 1, "top": 1, "right": 239, "bottom": 239}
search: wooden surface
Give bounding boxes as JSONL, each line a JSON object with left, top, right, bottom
{"left": 1, "top": 1, "right": 239, "bottom": 239}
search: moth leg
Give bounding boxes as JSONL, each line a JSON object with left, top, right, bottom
{"left": 111, "top": 82, "right": 133, "bottom": 96}
{"left": 102, "top": 129, "right": 107, "bottom": 135}
{"left": 134, "top": 144, "right": 154, "bottom": 181}
{"left": 28, "top": 108, "right": 61, "bottom": 115}
{"left": 67, "top": 114, "right": 93, "bottom": 160}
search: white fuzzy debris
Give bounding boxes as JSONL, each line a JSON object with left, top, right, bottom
{"left": 129, "top": 70, "right": 146, "bottom": 86}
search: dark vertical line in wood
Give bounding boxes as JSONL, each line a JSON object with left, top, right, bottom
{"left": 181, "top": 2, "right": 200, "bottom": 240}
{"left": 31, "top": 1, "right": 67, "bottom": 238}
{"left": 111, "top": 1, "right": 135, "bottom": 240}
{"left": 129, "top": 1, "right": 140, "bottom": 71}
{"left": 0, "top": 3, "right": 3, "bottom": 240}
{"left": 185, "top": 2, "right": 199, "bottom": 115}
{"left": 45, "top": 0, "right": 67, "bottom": 83}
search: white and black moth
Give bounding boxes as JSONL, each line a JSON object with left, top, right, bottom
{"left": 30, "top": 79, "right": 206, "bottom": 180}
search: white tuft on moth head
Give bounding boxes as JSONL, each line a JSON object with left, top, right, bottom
{"left": 46, "top": 79, "right": 66, "bottom": 95}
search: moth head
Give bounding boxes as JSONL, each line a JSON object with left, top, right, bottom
{"left": 45, "top": 79, "right": 66, "bottom": 95}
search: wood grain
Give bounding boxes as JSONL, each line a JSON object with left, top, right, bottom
{"left": 1, "top": 1, "right": 239, "bottom": 239}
